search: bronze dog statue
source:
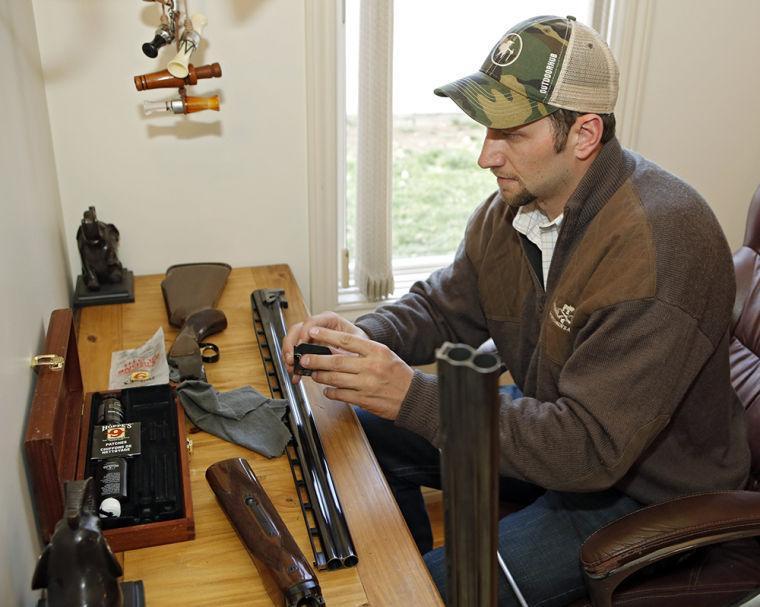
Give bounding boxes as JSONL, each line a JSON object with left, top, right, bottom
{"left": 76, "top": 206, "right": 124, "bottom": 291}
{"left": 32, "top": 478, "right": 123, "bottom": 607}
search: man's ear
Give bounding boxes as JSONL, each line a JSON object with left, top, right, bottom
{"left": 573, "top": 114, "right": 604, "bottom": 160}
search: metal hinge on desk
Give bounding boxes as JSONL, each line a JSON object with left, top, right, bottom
{"left": 31, "top": 354, "right": 65, "bottom": 372}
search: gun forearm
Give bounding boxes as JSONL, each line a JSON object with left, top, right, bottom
{"left": 206, "top": 458, "right": 325, "bottom": 607}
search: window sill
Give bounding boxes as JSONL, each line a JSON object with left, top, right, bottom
{"left": 336, "top": 254, "right": 453, "bottom": 320}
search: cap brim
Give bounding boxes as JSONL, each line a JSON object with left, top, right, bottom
{"left": 434, "top": 71, "right": 557, "bottom": 129}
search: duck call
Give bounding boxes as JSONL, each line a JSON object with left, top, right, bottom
{"left": 134, "top": 62, "right": 222, "bottom": 91}
{"left": 143, "top": 94, "right": 220, "bottom": 115}
{"left": 142, "top": 23, "right": 174, "bottom": 58}
{"left": 167, "top": 13, "right": 208, "bottom": 78}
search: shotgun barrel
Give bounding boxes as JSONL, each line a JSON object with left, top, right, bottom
{"left": 251, "top": 289, "right": 357, "bottom": 571}
{"left": 437, "top": 342, "right": 502, "bottom": 607}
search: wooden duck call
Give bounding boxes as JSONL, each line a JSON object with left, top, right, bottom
{"left": 134, "top": 62, "right": 222, "bottom": 91}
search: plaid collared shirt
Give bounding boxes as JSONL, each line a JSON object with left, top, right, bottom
{"left": 512, "top": 203, "right": 563, "bottom": 287}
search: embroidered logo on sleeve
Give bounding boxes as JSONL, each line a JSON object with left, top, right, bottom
{"left": 550, "top": 301, "right": 575, "bottom": 332}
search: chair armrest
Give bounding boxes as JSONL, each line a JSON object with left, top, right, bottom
{"left": 582, "top": 490, "right": 760, "bottom": 579}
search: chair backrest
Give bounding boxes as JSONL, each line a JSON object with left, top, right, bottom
{"left": 729, "top": 183, "right": 760, "bottom": 491}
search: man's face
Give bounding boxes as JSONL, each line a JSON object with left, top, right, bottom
{"left": 477, "top": 116, "right": 574, "bottom": 210}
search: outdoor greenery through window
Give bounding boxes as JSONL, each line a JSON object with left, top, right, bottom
{"left": 346, "top": 114, "right": 493, "bottom": 258}
{"left": 343, "top": 0, "right": 593, "bottom": 288}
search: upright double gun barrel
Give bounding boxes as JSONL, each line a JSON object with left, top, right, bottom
{"left": 437, "top": 342, "right": 502, "bottom": 607}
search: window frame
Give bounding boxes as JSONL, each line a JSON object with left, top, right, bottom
{"left": 305, "top": 0, "right": 651, "bottom": 317}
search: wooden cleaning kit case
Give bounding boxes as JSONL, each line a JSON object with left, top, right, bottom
{"left": 25, "top": 308, "right": 194, "bottom": 552}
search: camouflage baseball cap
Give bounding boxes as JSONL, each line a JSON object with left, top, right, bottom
{"left": 434, "top": 15, "right": 619, "bottom": 129}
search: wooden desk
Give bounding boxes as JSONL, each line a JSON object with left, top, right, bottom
{"left": 77, "top": 265, "right": 443, "bottom": 607}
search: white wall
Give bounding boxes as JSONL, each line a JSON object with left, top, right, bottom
{"left": 31, "top": 0, "right": 312, "bottom": 302}
{"left": 0, "top": 0, "right": 71, "bottom": 604}
{"left": 628, "top": 0, "right": 760, "bottom": 250}
{"left": 26, "top": 0, "right": 760, "bottom": 304}
{"left": 2, "top": 2, "right": 759, "bottom": 604}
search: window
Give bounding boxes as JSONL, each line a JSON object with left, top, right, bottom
{"left": 305, "top": 0, "right": 647, "bottom": 316}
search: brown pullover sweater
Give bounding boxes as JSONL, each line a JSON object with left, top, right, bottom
{"left": 356, "top": 138, "right": 750, "bottom": 505}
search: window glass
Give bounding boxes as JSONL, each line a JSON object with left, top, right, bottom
{"left": 345, "top": 1, "right": 593, "bottom": 267}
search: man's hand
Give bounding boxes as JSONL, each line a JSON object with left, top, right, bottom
{"left": 294, "top": 326, "right": 414, "bottom": 421}
{"left": 282, "top": 312, "right": 369, "bottom": 382}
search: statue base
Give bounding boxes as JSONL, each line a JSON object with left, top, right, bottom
{"left": 37, "top": 580, "right": 145, "bottom": 607}
{"left": 73, "top": 269, "right": 135, "bottom": 307}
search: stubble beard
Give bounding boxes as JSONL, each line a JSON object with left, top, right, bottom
{"left": 501, "top": 182, "right": 537, "bottom": 209}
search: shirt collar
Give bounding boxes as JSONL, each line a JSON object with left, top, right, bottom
{"left": 512, "top": 203, "right": 563, "bottom": 236}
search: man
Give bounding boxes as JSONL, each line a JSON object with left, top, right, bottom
{"left": 283, "top": 15, "right": 750, "bottom": 606}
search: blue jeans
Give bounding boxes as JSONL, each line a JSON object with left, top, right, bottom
{"left": 355, "top": 406, "right": 642, "bottom": 607}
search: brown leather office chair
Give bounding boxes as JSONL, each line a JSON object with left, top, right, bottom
{"left": 571, "top": 185, "right": 760, "bottom": 606}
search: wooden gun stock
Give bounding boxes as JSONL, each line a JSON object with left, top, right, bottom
{"left": 161, "top": 262, "right": 231, "bottom": 381}
{"left": 206, "top": 458, "right": 325, "bottom": 607}
{"left": 168, "top": 308, "right": 227, "bottom": 380}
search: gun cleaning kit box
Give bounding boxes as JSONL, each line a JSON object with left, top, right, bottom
{"left": 25, "top": 308, "right": 194, "bottom": 552}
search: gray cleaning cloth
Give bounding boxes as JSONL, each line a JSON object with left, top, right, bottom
{"left": 177, "top": 380, "right": 291, "bottom": 458}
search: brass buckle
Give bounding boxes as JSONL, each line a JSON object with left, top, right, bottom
{"left": 31, "top": 354, "right": 65, "bottom": 372}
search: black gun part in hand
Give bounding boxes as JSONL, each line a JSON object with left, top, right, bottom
{"left": 293, "top": 343, "right": 332, "bottom": 376}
